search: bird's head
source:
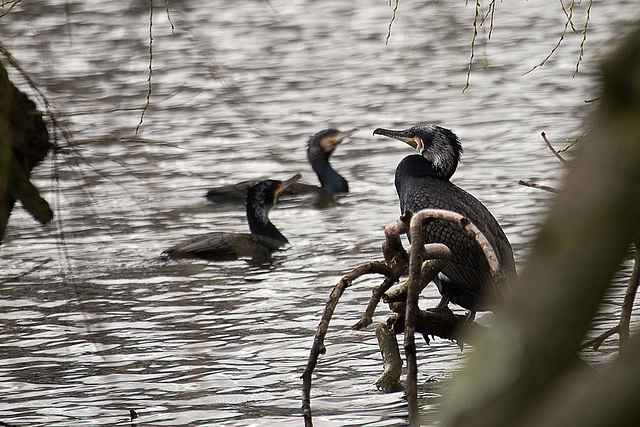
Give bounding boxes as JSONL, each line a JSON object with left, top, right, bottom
{"left": 309, "top": 128, "right": 358, "bottom": 157}
{"left": 273, "top": 173, "right": 302, "bottom": 205}
{"left": 248, "top": 173, "right": 301, "bottom": 211}
{"left": 373, "top": 124, "right": 462, "bottom": 180}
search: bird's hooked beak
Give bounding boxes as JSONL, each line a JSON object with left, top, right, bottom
{"left": 373, "top": 128, "right": 423, "bottom": 152}
{"left": 332, "top": 128, "right": 358, "bottom": 145}
{"left": 274, "top": 173, "right": 302, "bottom": 203}
{"left": 325, "top": 128, "right": 358, "bottom": 150}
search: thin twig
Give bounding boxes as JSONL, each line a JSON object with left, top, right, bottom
{"left": 353, "top": 275, "right": 402, "bottom": 330}
{"left": 559, "top": 0, "right": 578, "bottom": 33}
{"left": 385, "top": 0, "right": 399, "bottom": 45}
{"left": 619, "top": 236, "right": 640, "bottom": 351}
{"left": 165, "top": 0, "right": 175, "bottom": 35}
{"left": 135, "top": 0, "right": 154, "bottom": 135}
{"left": 523, "top": 16, "right": 571, "bottom": 75}
{"left": 0, "top": 0, "right": 21, "bottom": 19}
{"left": 558, "top": 125, "right": 590, "bottom": 153}
{"left": 574, "top": 0, "right": 592, "bottom": 77}
{"left": 463, "top": 0, "right": 482, "bottom": 93}
{"left": 517, "top": 180, "right": 559, "bottom": 193}
{"left": 582, "top": 236, "right": 640, "bottom": 351}
{"left": 542, "top": 132, "right": 569, "bottom": 166}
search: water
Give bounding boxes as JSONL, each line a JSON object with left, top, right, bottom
{"left": 1, "top": 1, "right": 640, "bottom": 425}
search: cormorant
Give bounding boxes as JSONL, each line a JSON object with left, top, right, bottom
{"left": 164, "top": 174, "right": 301, "bottom": 260}
{"left": 373, "top": 124, "right": 516, "bottom": 316}
{"left": 205, "top": 128, "right": 357, "bottom": 202}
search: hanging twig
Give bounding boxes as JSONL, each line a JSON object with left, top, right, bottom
{"left": 165, "top": 0, "right": 175, "bottom": 35}
{"left": 574, "top": 0, "right": 592, "bottom": 77}
{"left": 135, "top": 0, "right": 154, "bottom": 135}
{"left": 523, "top": 0, "right": 592, "bottom": 76}
{"left": 463, "top": 0, "right": 482, "bottom": 93}
{"left": 385, "top": 0, "right": 400, "bottom": 45}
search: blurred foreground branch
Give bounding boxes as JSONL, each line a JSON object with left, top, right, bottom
{"left": 0, "top": 61, "right": 52, "bottom": 243}
{"left": 438, "top": 20, "right": 640, "bottom": 427}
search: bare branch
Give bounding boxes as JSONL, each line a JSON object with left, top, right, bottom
{"left": 385, "top": 0, "right": 399, "bottom": 46}
{"left": 517, "top": 180, "right": 559, "bottom": 193}
{"left": 301, "top": 261, "right": 395, "bottom": 427}
{"left": 574, "top": 0, "right": 592, "bottom": 76}
{"left": 303, "top": 208, "right": 504, "bottom": 424}
{"left": 135, "top": 0, "right": 154, "bottom": 135}
{"left": 0, "top": 0, "right": 21, "bottom": 19}
{"left": 542, "top": 132, "right": 570, "bottom": 166}
{"left": 165, "top": 0, "right": 175, "bottom": 34}
{"left": 463, "top": 0, "right": 482, "bottom": 93}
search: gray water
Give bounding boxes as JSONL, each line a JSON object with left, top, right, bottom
{"left": 1, "top": 1, "right": 640, "bottom": 425}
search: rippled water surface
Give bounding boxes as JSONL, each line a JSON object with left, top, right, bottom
{"left": 2, "top": 1, "right": 640, "bottom": 425}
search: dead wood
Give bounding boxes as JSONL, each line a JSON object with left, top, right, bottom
{"left": 375, "top": 323, "right": 403, "bottom": 392}
{"left": 301, "top": 261, "right": 395, "bottom": 427}
{"left": 302, "top": 208, "right": 504, "bottom": 426}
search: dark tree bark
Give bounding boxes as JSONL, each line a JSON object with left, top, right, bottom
{"left": 0, "top": 60, "right": 52, "bottom": 243}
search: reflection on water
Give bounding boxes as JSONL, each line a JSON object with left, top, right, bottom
{"left": 1, "top": 1, "right": 640, "bottom": 425}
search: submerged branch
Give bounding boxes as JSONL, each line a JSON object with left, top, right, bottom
{"left": 301, "top": 261, "right": 395, "bottom": 427}
{"left": 375, "top": 323, "right": 403, "bottom": 392}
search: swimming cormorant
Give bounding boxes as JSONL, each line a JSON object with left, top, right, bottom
{"left": 164, "top": 174, "right": 301, "bottom": 260}
{"left": 205, "top": 128, "right": 357, "bottom": 202}
{"left": 373, "top": 124, "right": 516, "bottom": 315}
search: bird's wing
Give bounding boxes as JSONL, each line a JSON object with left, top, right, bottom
{"left": 402, "top": 177, "right": 516, "bottom": 294}
{"left": 205, "top": 180, "right": 258, "bottom": 202}
{"left": 163, "top": 232, "right": 239, "bottom": 259}
{"left": 164, "top": 232, "right": 284, "bottom": 260}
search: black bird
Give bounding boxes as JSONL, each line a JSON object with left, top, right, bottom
{"left": 373, "top": 124, "right": 516, "bottom": 316}
{"left": 205, "top": 128, "right": 357, "bottom": 202}
{"left": 164, "top": 174, "right": 301, "bottom": 260}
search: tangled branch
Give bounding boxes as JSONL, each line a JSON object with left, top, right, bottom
{"left": 301, "top": 209, "right": 501, "bottom": 426}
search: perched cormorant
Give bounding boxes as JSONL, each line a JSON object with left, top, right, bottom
{"left": 164, "top": 174, "right": 301, "bottom": 260}
{"left": 205, "top": 128, "right": 357, "bottom": 202}
{"left": 373, "top": 124, "right": 516, "bottom": 315}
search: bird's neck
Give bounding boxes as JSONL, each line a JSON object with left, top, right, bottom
{"left": 246, "top": 203, "right": 288, "bottom": 245}
{"left": 422, "top": 145, "right": 459, "bottom": 180}
{"left": 398, "top": 154, "right": 449, "bottom": 179}
{"left": 313, "top": 161, "right": 348, "bottom": 194}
